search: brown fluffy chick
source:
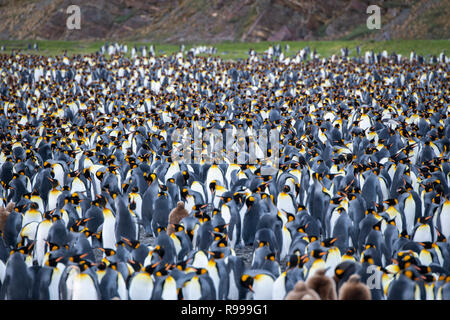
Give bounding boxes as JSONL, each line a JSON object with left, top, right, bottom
{"left": 0, "top": 202, "right": 15, "bottom": 234}
{"left": 167, "top": 201, "right": 189, "bottom": 235}
{"left": 338, "top": 274, "right": 372, "bottom": 300}
{"left": 306, "top": 269, "right": 338, "bottom": 300}
{"left": 285, "top": 281, "right": 321, "bottom": 300}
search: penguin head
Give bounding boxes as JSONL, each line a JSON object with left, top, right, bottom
{"left": 46, "top": 241, "right": 62, "bottom": 252}
{"left": 69, "top": 253, "right": 89, "bottom": 264}
{"left": 361, "top": 254, "right": 375, "bottom": 265}
{"left": 436, "top": 229, "right": 447, "bottom": 243}
{"left": 338, "top": 274, "right": 371, "bottom": 300}
{"left": 394, "top": 251, "right": 418, "bottom": 270}
{"left": 180, "top": 188, "right": 189, "bottom": 199}
{"left": 245, "top": 195, "right": 255, "bottom": 208}
{"left": 413, "top": 264, "right": 432, "bottom": 276}
{"left": 208, "top": 250, "right": 225, "bottom": 259}
{"left": 417, "top": 215, "right": 432, "bottom": 225}
{"left": 198, "top": 213, "right": 211, "bottom": 224}
{"left": 127, "top": 259, "right": 143, "bottom": 272}
{"left": 265, "top": 252, "right": 276, "bottom": 262}
{"left": 100, "top": 248, "right": 116, "bottom": 257}
{"left": 43, "top": 209, "right": 56, "bottom": 220}
{"left": 182, "top": 170, "right": 190, "bottom": 182}
{"left": 143, "top": 262, "right": 160, "bottom": 274}
{"left": 154, "top": 267, "right": 170, "bottom": 278}
{"left": 399, "top": 230, "right": 410, "bottom": 239}
{"left": 402, "top": 269, "right": 420, "bottom": 281}
{"left": 311, "top": 249, "right": 327, "bottom": 259}
{"left": 29, "top": 202, "right": 39, "bottom": 210}
{"left": 175, "top": 259, "right": 191, "bottom": 271}
{"left": 209, "top": 180, "right": 217, "bottom": 193}
{"left": 49, "top": 178, "right": 59, "bottom": 189}
{"left": 156, "top": 225, "right": 167, "bottom": 234}
{"left": 188, "top": 267, "right": 208, "bottom": 276}
{"left": 172, "top": 223, "right": 185, "bottom": 233}
{"left": 70, "top": 193, "right": 82, "bottom": 205}
{"left": 45, "top": 255, "right": 64, "bottom": 268}
{"left": 383, "top": 198, "right": 398, "bottom": 207}
{"left": 152, "top": 245, "right": 165, "bottom": 259}
{"left": 122, "top": 237, "right": 140, "bottom": 250}
{"left": 10, "top": 241, "right": 35, "bottom": 256}
{"left": 286, "top": 254, "right": 303, "bottom": 269}
{"left": 372, "top": 220, "right": 383, "bottom": 231}
{"left": 418, "top": 241, "right": 435, "bottom": 250}
{"left": 176, "top": 201, "right": 185, "bottom": 209}
{"left": 240, "top": 274, "right": 254, "bottom": 292}
{"left": 157, "top": 191, "right": 168, "bottom": 199}
{"left": 305, "top": 235, "right": 319, "bottom": 243}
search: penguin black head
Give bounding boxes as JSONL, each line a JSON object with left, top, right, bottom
{"left": 47, "top": 241, "right": 61, "bottom": 252}
{"left": 208, "top": 250, "right": 225, "bottom": 259}
{"left": 321, "top": 237, "right": 338, "bottom": 248}
{"left": 361, "top": 254, "right": 375, "bottom": 265}
{"left": 100, "top": 248, "right": 116, "bottom": 257}
{"left": 402, "top": 269, "right": 420, "bottom": 281}
{"left": 157, "top": 191, "right": 168, "bottom": 198}
{"left": 127, "top": 259, "right": 143, "bottom": 272}
{"left": 414, "top": 264, "right": 432, "bottom": 275}
{"left": 330, "top": 197, "right": 342, "bottom": 205}
{"left": 209, "top": 181, "right": 217, "bottom": 193}
{"left": 372, "top": 220, "right": 383, "bottom": 231}
{"left": 70, "top": 193, "right": 82, "bottom": 205}
{"left": 172, "top": 223, "right": 185, "bottom": 233}
{"left": 399, "top": 230, "right": 410, "bottom": 239}
{"left": 29, "top": 202, "right": 39, "bottom": 210}
{"left": 11, "top": 241, "right": 35, "bottom": 255}
{"left": 265, "top": 252, "right": 276, "bottom": 262}
{"left": 286, "top": 212, "right": 295, "bottom": 223}
{"left": 69, "top": 253, "right": 89, "bottom": 264}
{"left": 436, "top": 229, "right": 447, "bottom": 243}
{"left": 46, "top": 255, "right": 64, "bottom": 267}
{"left": 240, "top": 274, "right": 254, "bottom": 292}
{"left": 384, "top": 198, "right": 398, "bottom": 207}
{"left": 153, "top": 245, "right": 165, "bottom": 259}
{"left": 245, "top": 196, "right": 255, "bottom": 208}
{"left": 143, "top": 262, "right": 160, "bottom": 274}
{"left": 43, "top": 209, "right": 56, "bottom": 220}
{"left": 311, "top": 249, "right": 327, "bottom": 259}
{"left": 418, "top": 241, "right": 435, "bottom": 250}
{"left": 212, "top": 208, "right": 220, "bottom": 216}
{"left": 191, "top": 267, "right": 208, "bottom": 275}
{"left": 154, "top": 267, "right": 170, "bottom": 277}
{"left": 199, "top": 213, "right": 211, "bottom": 224}
{"left": 286, "top": 254, "right": 301, "bottom": 269}
{"left": 395, "top": 252, "right": 418, "bottom": 270}
{"left": 129, "top": 200, "right": 137, "bottom": 211}
{"left": 49, "top": 178, "right": 59, "bottom": 189}
{"left": 417, "top": 215, "right": 433, "bottom": 225}
{"left": 345, "top": 248, "right": 356, "bottom": 256}
{"left": 68, "top": 171, "right": 78, "bottom": 178}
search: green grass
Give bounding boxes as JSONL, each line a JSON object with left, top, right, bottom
{"left": 0, "top": 39, "right": 448, "bottom": 60}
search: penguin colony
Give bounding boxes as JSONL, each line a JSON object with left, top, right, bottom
{"left": 0, "top": 44, "right": 449, "bottom": 300}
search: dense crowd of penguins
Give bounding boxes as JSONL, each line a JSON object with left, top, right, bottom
{"left": 0, "top": 44, "right": 449, "bottom": 300}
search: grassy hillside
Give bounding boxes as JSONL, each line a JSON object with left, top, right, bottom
{"left": 0, "top": 0, "right": 449, "bottom": 42}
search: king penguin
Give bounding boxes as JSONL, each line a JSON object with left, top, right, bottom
{"left": 240, "top": 270, "right": 275, "bottom": 300}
